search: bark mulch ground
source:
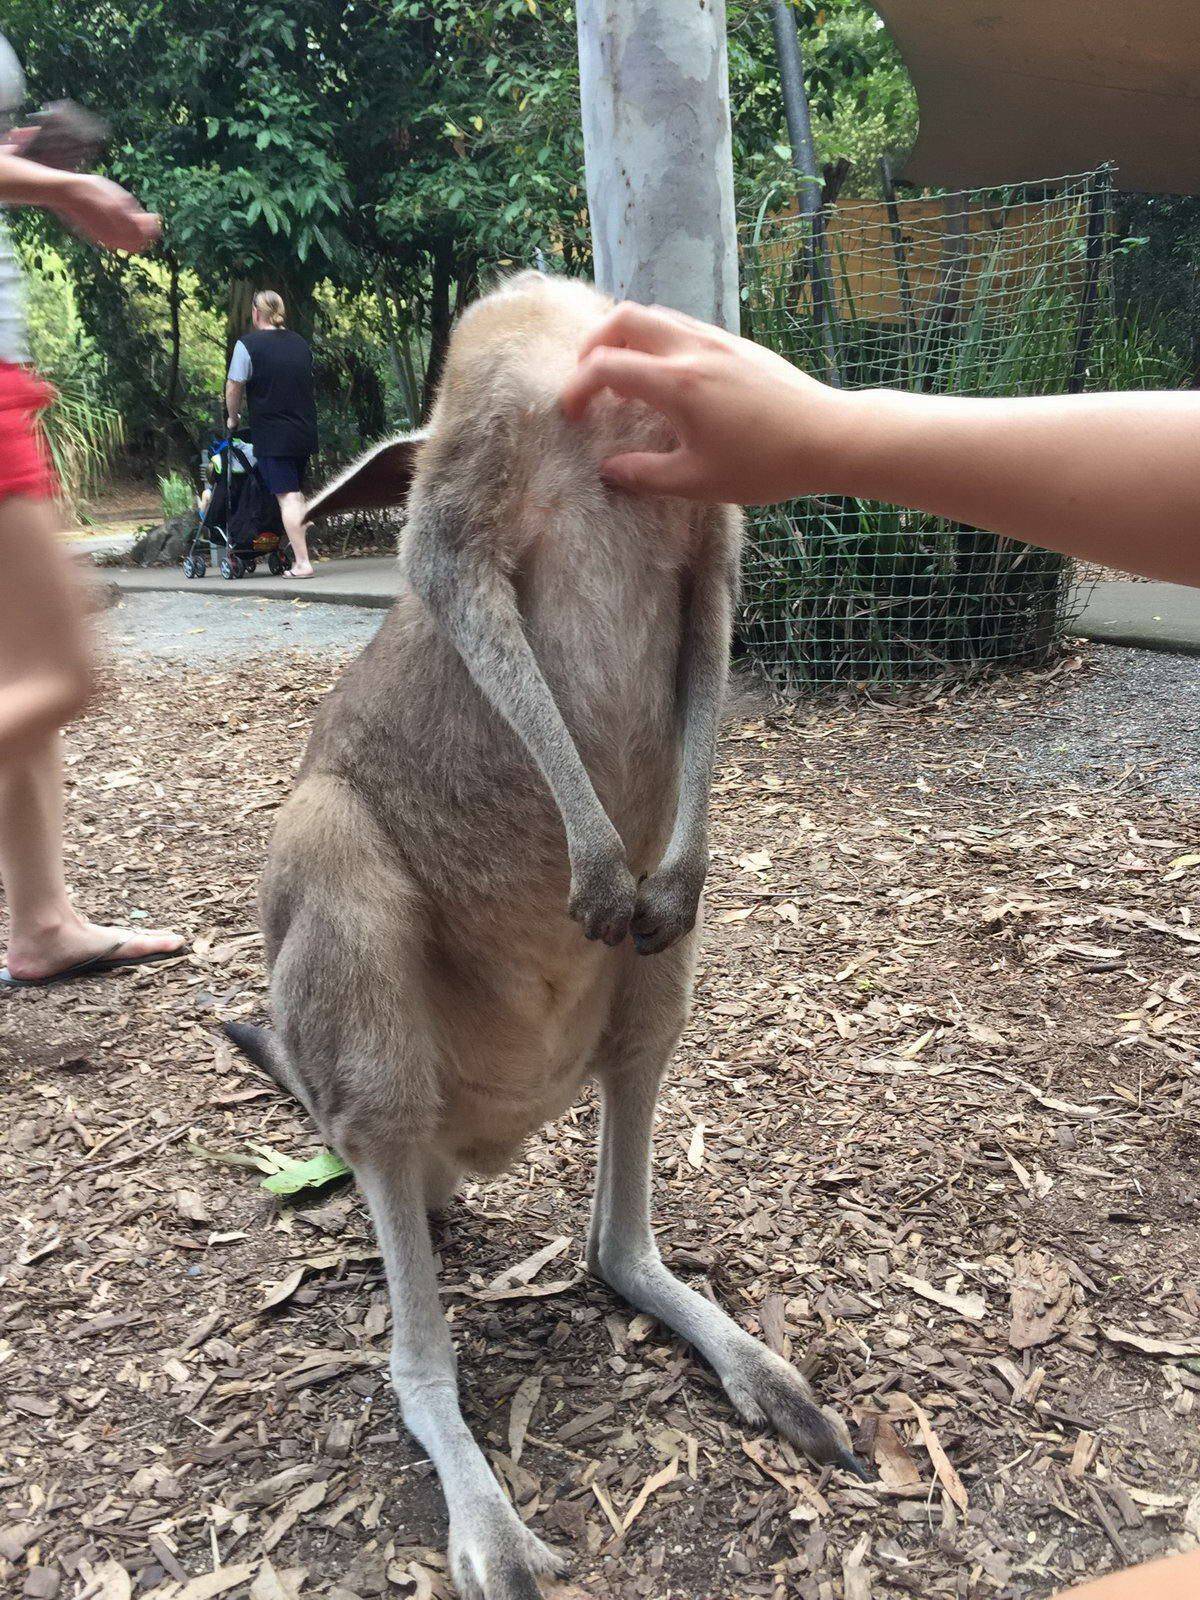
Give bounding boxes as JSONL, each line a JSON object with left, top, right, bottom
{"left": 2, "top": 637, "right": 1198, "bottom": 1600}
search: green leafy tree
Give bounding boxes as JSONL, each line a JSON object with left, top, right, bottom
{"left": 5, "top": 0, "right": 920, "bottom": 459}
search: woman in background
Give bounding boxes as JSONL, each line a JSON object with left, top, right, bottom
{"left": 225, "top": 290, "right": 318, "bottom": 578}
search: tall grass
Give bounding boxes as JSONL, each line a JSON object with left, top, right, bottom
{"left": 22, "top": 249, "right": 125, "bottom": 513}
{"left": 737, "top": 179, "right": 1133, "bottom": 689}
{"left": 158, "top": 470, "right": 194, "bottom": 522}
{"left": 40, "top": 362, "right": 124, "bottom": 514}
{"left": 1086, "top": 308, "right": 1194, "bottom": 392}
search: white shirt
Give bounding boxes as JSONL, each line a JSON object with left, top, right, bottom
{"left": 0, "top": 34, "right": 29, "bottom": 366}
{"left": 227, "top": 340, "right": 253, "bottom": 382}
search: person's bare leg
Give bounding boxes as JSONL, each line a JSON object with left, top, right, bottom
{"left": 0, "top": 493, "right": 184, "bottom": 981}
{"left": 278, "top": 491, "right": 313, "bottom": 577}
{"left": 0, "top": 495, "right": 92, "bottom": 764}
{"left": 0, "top": 732, "right": 185, "bottom": 981}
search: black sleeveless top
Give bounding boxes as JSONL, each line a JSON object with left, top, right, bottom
{"left": 241, "top": 328, "right": 318, "bottom": 457}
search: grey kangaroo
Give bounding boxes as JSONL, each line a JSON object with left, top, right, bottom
{"left": 227, "top": 273, "right": 862, "bottom": 1600}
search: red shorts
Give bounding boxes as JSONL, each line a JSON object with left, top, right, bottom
{"left": 0, "top": 363, "right": 58, "bottom": 504}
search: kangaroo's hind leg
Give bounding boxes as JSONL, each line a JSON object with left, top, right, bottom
{"left": 587, "top": 933, "right": 869, "bottom": 1478}
{"left": 351, "top": 1139, "right": 565, "bottom": 1600}
{"left": 267, "top": 897, "right": 564, "bottom": 1600}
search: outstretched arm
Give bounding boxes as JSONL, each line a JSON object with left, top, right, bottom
{"left": 560, "top": 303, "right": 1200, "bottom": 587}
{"left": 0, "top": 143, "right": 159, "bottom": 251}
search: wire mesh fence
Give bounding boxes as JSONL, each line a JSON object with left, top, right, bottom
{"left": 737, "top": 167, "right": 1120, "bottom": 691}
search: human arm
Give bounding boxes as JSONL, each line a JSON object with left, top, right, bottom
{"left": 560, "top": 303, "right": 1200, "bottom": 588}
{"left": 225, "top": 342, "right": 251, "bottom": 430}
{"left": 0, "top": 142, "right": 159, "bottom": 252}
{"left": 1049, "top": 1550, "right": 1200, "bottom": 1600}
{"left": 225, "top": 379, "right": 245, "bottom": 432}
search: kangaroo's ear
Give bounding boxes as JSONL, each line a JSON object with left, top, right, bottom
{"left": 305, "top": 430, "right": 428, "bottom": 523}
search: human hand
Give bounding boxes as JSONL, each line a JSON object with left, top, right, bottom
{"left": 1, "top": 125, "right": 38, "bottom": 158}
{"left": 52, "top": 172, "right": 160, "bottom": 253}
{"left": 559, "top": 302, "right": 858, "bottom": 504}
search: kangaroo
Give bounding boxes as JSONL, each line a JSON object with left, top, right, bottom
{"left": 226, "top": 272, "right": 863, "bottom": 1600}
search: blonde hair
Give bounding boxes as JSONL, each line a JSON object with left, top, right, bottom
{"left": 254, "top": 290, "right": 286, "bottom": 328}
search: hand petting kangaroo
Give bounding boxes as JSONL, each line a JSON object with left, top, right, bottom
{"left": 226, "top": 272, "right": 864, "bottom": 1600}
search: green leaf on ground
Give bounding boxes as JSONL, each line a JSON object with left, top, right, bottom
{"left": 188, "top": 1141, "right": 352, "bottom": 1196}
{"left": 260, "top": 1149, "right": 352, "bottom": 1196}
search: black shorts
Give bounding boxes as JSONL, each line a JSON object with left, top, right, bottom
{"left": 257, "top": 454, "right": 309, "bottom": 495}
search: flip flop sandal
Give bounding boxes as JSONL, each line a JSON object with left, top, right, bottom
{"left": 0, "top": 943, "right": 184, "bottom": 989}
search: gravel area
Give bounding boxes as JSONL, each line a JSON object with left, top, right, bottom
{"left": 100, "top": 592, "right": 386, "bottom": 662}
{"left": 99, "top": 597, "right": 1200, "bottom": 800}
{"left": 999, "top": 646, "right": 1200, "bottom": 800}
{"left": 2, "top": 596, "right": 1194, "bottom": 1600}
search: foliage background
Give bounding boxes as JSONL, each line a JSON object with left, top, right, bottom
{"left": 3, "top": 0, "right": 1193, "bottom": 504}
{"left": 3, "top": 0, "right": 916, "bottom": 489}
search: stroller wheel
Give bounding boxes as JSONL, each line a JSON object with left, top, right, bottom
{"left": 182, "top": 555, "right": 198, "bottom": 579}
{"left": 193, "top": 557, "right": 207, "bottom": 579}
{"left": 267, "top": 551, "right": 284, "bottom": 576}
{"left": 245, "top": 558, "right": 258, "bottom": 576}
{"left": 220, "top": 554, "right": 242, "bottom": 580}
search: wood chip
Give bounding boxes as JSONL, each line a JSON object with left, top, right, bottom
{"left": 262, "top": 1483, "right": 330, "bottom": 1553}
{"left": 898, "top": 1395, "right": 969, "bottom": 1512}
{"left": 686, "top": 1122, "right": 705, "bottom": 1169}
{"left": 896, "top": 1272, "right": 987, "bottom": 1323}
{"left": 486, "top": 1237, "right": 569, "bottom": 1292}
{"left": 1009, "top": 1250, "right": 1074, "bottom": 1349}
{"left": 472, "top": 1274, "right": 582, "bottom": 1304}
{"left": 507, "top": 1375, "right": 542, "bottom": 1466}
{"left": 1102, "top": 1326, "right": 1200, "bottom": 1359}
{"left": 841, "top": 1533, "right": 873, "bottom": 1600}
{"left": 249, "top": 1561, "right": 306, "bottom": 1600}
{"left": 621, "top": 1454, "right": 679, "bottom": 1532}
{"left": 173, "top": 1565, "right": 257, "bottom": 1600}
{"left": 258, "top": 1266, "right": 306, "bottom": 1312}
{"left": 741, "top": 1439, "right": 832, "bottom": 1518}
{"left": 872, "top": 1417, "right": 922, "bottom": 1490}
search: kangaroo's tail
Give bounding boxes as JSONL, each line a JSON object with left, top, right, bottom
{"left": 223, "top": 1021, "right": 315, "bottom": 1119}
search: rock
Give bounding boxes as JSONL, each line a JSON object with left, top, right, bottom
{"left": 173, "top": 1189, "right": 210, "bottom": 1225}
{"left": 128, "top": 524, "right": 167, "bottom": 565}
{"left": 129, "top": 514, "right": 194, "bottom": 567}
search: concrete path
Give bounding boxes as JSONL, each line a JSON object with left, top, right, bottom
{"left": 105, "top": 554, "right": 401, "bottom": 609}
{"left": 102, "top": 560, "right": 1200, "bottom": 654}
{"left": 1072, "top": 581, "right": 1200, "bottom": 656}
{"left": 66, "top": 530, "right": 140, "bottom": 560}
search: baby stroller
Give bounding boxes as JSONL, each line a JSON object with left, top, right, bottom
{"left": 181, "top": 433, "right": 292, "bottom": 580}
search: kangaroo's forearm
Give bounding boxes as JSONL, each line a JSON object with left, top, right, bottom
{"left": 662, "top": 553, "right": 735, "bottom": 878}
{"left": 407, "top": 524, "right": 622, "bottom": 865}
